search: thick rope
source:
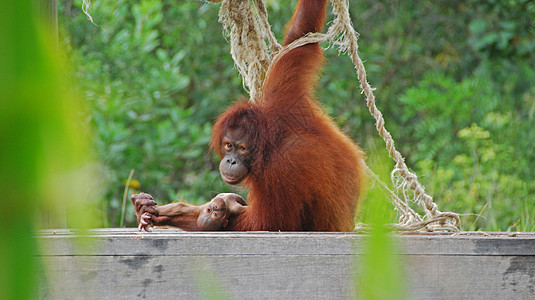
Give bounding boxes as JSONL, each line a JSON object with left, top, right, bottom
{"left": 218, "top": 0, "right": 281, "bottom": 102}
{"left": 213, "top": 0, "right": 460, "bottom": 232}
{"left": 251, "top": 0, "right": 282, "bottom": 54}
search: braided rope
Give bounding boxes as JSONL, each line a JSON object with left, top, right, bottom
{"left": 213, "top": 0, "right": 460, "bottom": 232}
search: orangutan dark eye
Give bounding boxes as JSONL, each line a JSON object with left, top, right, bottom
{"left": 224, "top": 143, "right": 233, "bottom": 151}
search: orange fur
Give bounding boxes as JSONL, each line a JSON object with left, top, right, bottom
{"left": 211, "top": 0, "right": 365, "bottom": 231}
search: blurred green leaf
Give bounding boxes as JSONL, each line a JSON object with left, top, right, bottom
{"left": 1, "top": 0, "right": 102, "bottom": 299}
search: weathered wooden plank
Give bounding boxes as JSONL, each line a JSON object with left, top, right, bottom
{"left": 405, "top": 255, "right": 535, "bottom": 300}
{"left": 38, "top": 229, "right": 535, "bottom": 256}
{"left": 37, "top": 229, "right": 535, "bottom": 300}
{"left": 41, "top": 255, "right": 355, "bottom": 300}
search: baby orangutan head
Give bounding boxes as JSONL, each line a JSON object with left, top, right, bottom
{"left": 196, "top": 196, "right": 230, "bottom": 230}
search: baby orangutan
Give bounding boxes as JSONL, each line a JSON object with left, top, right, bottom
{"left": 196, "top": 193, "right": 247, "bottom": 230}
{"left": 134, "top": 192, "right": 246, "bottom": 231}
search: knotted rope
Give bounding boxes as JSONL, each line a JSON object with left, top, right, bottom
{"left": 210, "top": 0, "right": 460, "bottom": 231}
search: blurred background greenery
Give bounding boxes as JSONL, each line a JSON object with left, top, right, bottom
{"left": 58, "top": 0, "right": 534, "bottom": 231}
{"left": 1, "top": 1, "right": 99, "bottom": 298}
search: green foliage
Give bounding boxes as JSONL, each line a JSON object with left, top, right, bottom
{"left": 61, "top": 0, "right": 535, "bottom": 230}
{"left": 400, "top": 69, "right": 535, "bottom": 231}
{"left": 61, "top": 0, "right": 244, "bottom": 226}
{"left": 466, "top": 0, "right": 535, "bottom": 59}
{"left": 347, "top": 0, "right": 535, "bottom": 231}
{"left": 1, "top": 1, "right": 99, "bottom": 299}
{"left": 400, "top": 72, "right": 497, "bottom": 162}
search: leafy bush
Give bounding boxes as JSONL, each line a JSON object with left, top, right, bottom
{"left": 400, "top": 70, "right": 535, "bottom": 231}
{"left": 348, "top": 0, "right": 535, "bottom": 231}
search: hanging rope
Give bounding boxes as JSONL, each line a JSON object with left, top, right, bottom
{"left": 217, "top": 0, "right": 281, "bottom": 101}
{"left": 210, "top": 0, "right": 460, "bottom": 232}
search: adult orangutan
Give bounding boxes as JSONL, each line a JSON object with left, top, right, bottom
{"left": 132, "top": 0, "right": 366, "bottom": 232}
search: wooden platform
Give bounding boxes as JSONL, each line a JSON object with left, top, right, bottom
{"left": 37, "top": 228, "right": 535, "bottom": 299}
